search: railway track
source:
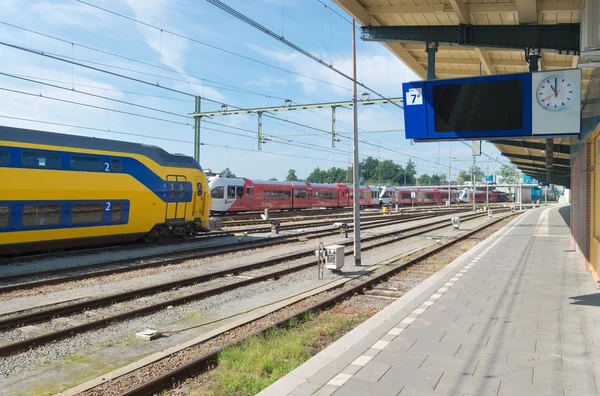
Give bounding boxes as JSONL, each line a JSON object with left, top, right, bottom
{"left": 0, "top": 206, "right": 467, "bottom": 266}
{"left": 0, "top": 210, "right": 469, "bottom": 292}
{"left": 98, "top": 211, "right": 519, "bottom": 396}
{"left": 0, "top": 210, "right": 504, "bottom": 357}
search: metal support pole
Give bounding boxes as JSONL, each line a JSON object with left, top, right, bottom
{"left": 486, "top": 164, "right": 489, "bottom": 209}
{"left": 527, "top": 48, "right": 541, "bottom": 72}
{"left": 258, "top": 111, "right": 263, "bottom": 150}
{"left": 472, "top": 156, "right": 476, "bottom": 211}
{"left": 352, "top": 20, "right": 361, "bottom": 266}
{"left": 332, "top": 106, "right": 337, "bottom": 148}
{"left": 193, "top": 96, "right": 201, "bottom": 161}
{"left": 546, "top": 138, "right": 553, "bottom": 183}
{"left": 448, "top": 145, "right": 451, "bottom": 206}
{"left": 426, "top": 42, "right": 437, "bottom": 80}
{"left": 519, "top": 172, "right": 523, "bottom": 211}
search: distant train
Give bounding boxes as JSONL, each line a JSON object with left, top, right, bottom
{"left": 378, "top": 186, "right": 461, "bottom": 206}
{"left": 0, "top": 126, "right": 212, "bottom": 255}
{"left": 458, "top": 189, "right": 511, "bottom": 203}
{"left": 209, "top": 177, "right": 379, "bottom": 213}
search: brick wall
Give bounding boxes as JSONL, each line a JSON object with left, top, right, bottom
{"left": 571, "top": 143, "right": 591, "bottom": 271}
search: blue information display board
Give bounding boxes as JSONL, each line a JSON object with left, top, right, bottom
{"left": 403, "top": 70, "right": 581, "bottom": 142}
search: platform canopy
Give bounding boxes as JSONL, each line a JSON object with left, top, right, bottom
{"left": 334, "top": 0, "right": 595, "bottom": 187}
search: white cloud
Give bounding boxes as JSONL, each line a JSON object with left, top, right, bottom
{"left": 124, "top": 0, "right": 189, "bottom": 73}
{"left": 30, "top": 1, "right": 110, "bottom": 30}
{"left": 246, "top": 76, "right": 289, "bottom": 88}
{"left": 247, "top": 43, "right": 419, "bottom": 99}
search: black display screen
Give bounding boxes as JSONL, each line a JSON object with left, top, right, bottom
{"left": 433, "top": 79, "right": 524, "bottom": 132}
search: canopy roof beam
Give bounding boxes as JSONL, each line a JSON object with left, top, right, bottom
{"left": 362, "top": 24, "right": 580, "bottom": 53}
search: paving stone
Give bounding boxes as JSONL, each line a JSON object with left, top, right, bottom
{"left": 262, "top": 208, "right": 600, "bottom": 396}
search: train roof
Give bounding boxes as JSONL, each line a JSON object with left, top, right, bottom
{"left": 0, "top": 125, "right": 203, "bottom": 171}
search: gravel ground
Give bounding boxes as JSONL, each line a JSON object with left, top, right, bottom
{"left": 0, "top": 212, "right": 462, "bottom": 307}
{"left": 77, "top": 215, "right": 513, "bottom": 396}
{"left": 0, "top": 212, "right": 501, "bottom": 395}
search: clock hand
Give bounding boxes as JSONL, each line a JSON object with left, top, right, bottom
{"left": 554, "top": 78, "right": 558, "bottom": 95}
{"left": 544, "top": 90, "right": 560, "bottom": 101}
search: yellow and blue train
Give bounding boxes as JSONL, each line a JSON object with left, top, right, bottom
{"left": 0, "top": 126, "right": 212, "bottom": 255}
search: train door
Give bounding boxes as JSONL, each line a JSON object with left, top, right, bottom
{"left": 193, "top": 178, "right": 206, "bottom": 219}
{"left": 246, "top": 186, "right": 255, "bottom": 210}
{"left": 166, "top": 175, "right": 187, "bottom": 221}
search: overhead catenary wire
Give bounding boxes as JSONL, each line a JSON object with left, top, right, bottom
{"left": 0, "top": 72, "right": 191, "bottom": 119}
{"left": 205, "top": 0, "right": 404, "bottom": 114}
{"left": 72, "top": 1, "right": 352, "bottom": 93}
{"left": 0, "top": 21, "right": 291, "bottom": 101}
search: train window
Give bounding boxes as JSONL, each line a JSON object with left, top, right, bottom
{"left": 197, "top": 183, "right": 203, "bottom": 196}
{"left": 264, "top": 190, "right": 271, "bottom": 200}
{"left": 112, "top": 203, "right": 123, "bottom": 222}
{"left": 110, "top": 159, "right": 122, "bottom": 172}
{"left": 170, "top": 183, "right": 176, "bottom": 200}
{"left": 314, "top": 191, "right": 319, "bottom": 199}
{"left": 71, "top": 204, "right": 104, "bottom": 225}
{"left": 425, "top": 193, "right": 434, "bottom": 199}
{"left": 402, "top": 193, "right": 411, "bottom": 199}
{"left": 334, "top": 192, "right": 338, "bottom": 199}
{"left": 349, "top": 192, "right": 353, "bottom": 199}
{"left": 307, "top": 190, "right": 313, "bottom": 199}
{"left": 211, "top": 186, "right": 224, "bottom": 199}
{"left": 246, "top": 187, "right": 253, "bottom": 200}
{"left": 285, "top": 190, "right": 291, "bottom": 199}
{"left": 227, "top": 186, "right": 236, "bottom": 199}
{"left": 22, "top": 204, "right": 61, "bottom": 227}
{"left": 179, "top": 183, "right": 185, "bottom": 200}
{"left": 0, "top": 149, "right": 9, "bottom": 166}
{"left": 295, "top": 189, "right": 301, "bottom": 198}
{"left": 70, "top": 155, "right": 103, "bottom": 171}
{"left": 22, "top": 151, "right": 61, "bottom": 169}
{"left": 236, "top": 186, "right": 244, "bottom": 199}
{"left": 0, "top": 205, "right": 9, "bottom": 228}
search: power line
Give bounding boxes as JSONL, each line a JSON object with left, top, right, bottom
{"left": 3, "top": 73, "right": 194, "bottom": 102}
{"left": 0, "top": 86, "right": 193, "bottom": 126}
{"left": 316, "top": 0, "right": 354, "bottom": 25}
{"left": 73, "top": 1, "right": 352, "bottom": 93}
{"left": 0, "top": 72, "right": 191, "bottom": 119}
{"left": 206, "top": 0, "right": 404, "bottom": 114}
{"left": 0, "top": 113, "right": 351, "bottom": 164}
{"left": 0, "top": 20, "right": 290, "bottom": 102}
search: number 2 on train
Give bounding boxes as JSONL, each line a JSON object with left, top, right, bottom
{"left": 105, "top": 202, "right": 111, "bottom": 211}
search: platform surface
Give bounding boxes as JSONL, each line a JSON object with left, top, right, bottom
{"left": 259, "top": 205, "right": 600, "bottom": 396}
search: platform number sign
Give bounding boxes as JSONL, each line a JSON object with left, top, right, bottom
{"left": 410, "top": 191, "right": 416, "bottom": 199}
{"left": 407, "top": 88, "right": 423, "bottom": 105}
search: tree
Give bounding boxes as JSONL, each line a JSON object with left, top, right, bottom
{"left": 418, "top": 174, "right": 431, "bottom": 186}
{"left": 286, "top": 169, "right": 298, "bottom": 182}
{"left": 360, "top": 157, "right": 380, "bottom": 182}
{"left": 220, "top": 168, "right": 235, "bottom": 178}
{"left": 269, "top": 177, "right": 277, "bottom": 181}
{"left": 405, "top": 159, "right": 417, "bottom": 185}
{"left": 430, "top": 174, "right": 444, "bottom": 185}
{"left": 497, "top": 164, "right": 519, "bottom": 197}
{"left": 497, "top": 164, "right": 519, "bottom": 184}
{"left": 458, "top": 165, "right": 485, "bottom": 184}
{"left": 306, "top": 167, "right": 327, "bottom": 183}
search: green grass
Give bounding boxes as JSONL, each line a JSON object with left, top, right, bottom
{"left": 197, "top": 312, "right": 357, "bottom": 396}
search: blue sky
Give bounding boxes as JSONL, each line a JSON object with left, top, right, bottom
{"left": 0, "top": 0, "right": 510, "bottom": 181}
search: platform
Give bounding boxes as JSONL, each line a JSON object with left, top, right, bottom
{"left": 259, "top": 205, "right": 600, "bottom": 396}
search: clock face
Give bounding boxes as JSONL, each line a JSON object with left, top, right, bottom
{"left": 536, "top": 76, "right": 574, "bottom": 111}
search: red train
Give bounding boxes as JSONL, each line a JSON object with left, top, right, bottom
{"left": 208, "top": 177, "right": 379, "bottom": 213}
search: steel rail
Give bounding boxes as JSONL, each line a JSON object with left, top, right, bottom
{"left": 0, "top": 211, "right": 498, "bottom": 356}
{"left": 0, "top": 211, "right": 452, "bottom": 293}
{"left": 117, "top": 211, "right": 518, "bottom": 396}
